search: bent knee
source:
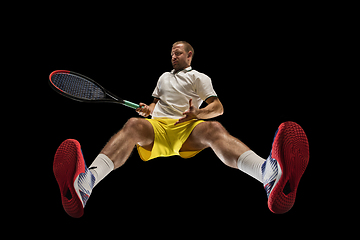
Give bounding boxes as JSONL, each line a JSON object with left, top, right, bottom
{"left": 203, "top": 121, "right": 227, "bottom": 137}
{"left": 125, "top": 117, "right": 141, "bottom": 127}
{"left": 124, "top": 117, "right": 146, "bottom": 131}
{"left": 207, "top": 121, "right": 226, "bottom": 132}
{"left": 122, "top": 118, "right": 153, "bottom": 140}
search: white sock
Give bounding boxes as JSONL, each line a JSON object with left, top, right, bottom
{"left": 89, "top": 154, "right": 114, "bottom": 187}
{"left": 237, "top": 150, "right": 266, "bottom": 183}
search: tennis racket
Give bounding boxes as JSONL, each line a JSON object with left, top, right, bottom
{"left": 49, "top": 70, "right": 140, "bottom": 109}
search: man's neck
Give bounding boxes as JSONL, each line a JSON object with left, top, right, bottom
{"left": 173, "top": 66, "right": 191, "bottom": 74}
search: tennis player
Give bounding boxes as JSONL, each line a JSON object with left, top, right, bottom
{"left": 53, "top": 41, "right": 309, "bottom": 218}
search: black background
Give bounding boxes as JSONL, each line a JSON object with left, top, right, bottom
{"left": 30, "top": 3, "right": 331, "bottom": 237}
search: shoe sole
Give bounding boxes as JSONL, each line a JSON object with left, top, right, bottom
{"left": 53, "top": 139, "right": 85, "bottom": 218}
{"left": 268, "top": 121, "right": 309, "bottom": 214}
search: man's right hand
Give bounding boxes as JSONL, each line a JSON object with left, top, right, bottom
{"left": 136, "top": 103, "right": 151, "bottom": 117}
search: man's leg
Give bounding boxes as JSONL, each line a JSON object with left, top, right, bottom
{"left": 53, "top": 117, "right": 154, "bottom": 218}
{"left": 180, "top": 121, "right": 265, "bottom": 181}
{"left": 181, "top": 120, "right": 310, "bottom": 214}
{"left": 89, "top": 117, "right": 154, "bottom": 187}
{"left": 100, "top": 117, "right": 154, "bottom": 169}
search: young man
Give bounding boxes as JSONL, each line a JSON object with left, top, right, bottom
{"left": 53, "top": 41, "right": 309, "bottom": 218}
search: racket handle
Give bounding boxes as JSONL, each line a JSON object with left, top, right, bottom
{"left": 123, "top": 100, "right": 140, "bottom": 109}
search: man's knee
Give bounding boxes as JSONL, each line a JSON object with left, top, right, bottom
{"left": 203, "top": 121, "right": 227, "bottom": 138}
{"left": 208, "top": 121, "right": 226, "bottom": 131}
{"left": 122, "top": 118, "right": 153, "bottom": 143}
{"left": 123, "top": 118, "right": 147, "bottom": 132}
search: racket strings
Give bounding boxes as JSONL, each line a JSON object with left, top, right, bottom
{"left": 52, "top": 73, "right": 105, "bottom": 100}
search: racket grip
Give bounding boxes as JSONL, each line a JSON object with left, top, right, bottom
{"left": 123, "top": 100, "right": 140, "bottom": 109}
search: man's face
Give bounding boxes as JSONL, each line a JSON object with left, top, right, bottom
{"left": 171, "top": 44, "right": 192, "bottom": 71}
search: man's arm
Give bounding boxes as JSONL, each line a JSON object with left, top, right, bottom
{"left": 174, "top": 97, "right": 224, "bottom": 125}
{"left": 197, "top": 96, "right": 224, "bottom": 119}
{"left": 136, "top": 98, "right": 159, "bottom": 117}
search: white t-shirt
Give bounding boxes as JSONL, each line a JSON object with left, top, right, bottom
{"left": 151, "top": 67, "right": 217, "bottom": 119}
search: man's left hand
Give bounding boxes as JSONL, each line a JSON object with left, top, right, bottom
{"left": 175, "top": 99, "right": 198, "bottom": 125}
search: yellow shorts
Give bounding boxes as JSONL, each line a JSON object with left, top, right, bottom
{"left": 136, "top": 118, "right": 204, "bottom": 161}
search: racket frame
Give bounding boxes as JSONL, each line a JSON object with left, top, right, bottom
{"left": 49, "top": 70, "right": 140, "bottom": 109}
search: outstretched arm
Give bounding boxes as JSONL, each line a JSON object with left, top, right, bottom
{"left": 175, "top": 97, "right": 224, "bottom": 125}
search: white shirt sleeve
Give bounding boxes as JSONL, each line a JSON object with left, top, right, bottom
{"left": 194, "top": 73, "right": 217, "bottom": 101}
{"left": 152, "top": 74, "right": 163, "bottom": 99}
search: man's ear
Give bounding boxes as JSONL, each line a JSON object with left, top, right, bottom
{"left": 187, "top": 51, "right": 193, "bottom": 59}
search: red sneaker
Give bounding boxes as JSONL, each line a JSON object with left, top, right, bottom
{"left": 53, "top": 139, "right": 95, "bottom": 218}
{"left": 261, "top": 121, "right": 309, "bottom": 214}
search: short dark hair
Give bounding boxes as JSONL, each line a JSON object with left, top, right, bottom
{"left": 172, "top": 41, "right": 194, "bottom": 59}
